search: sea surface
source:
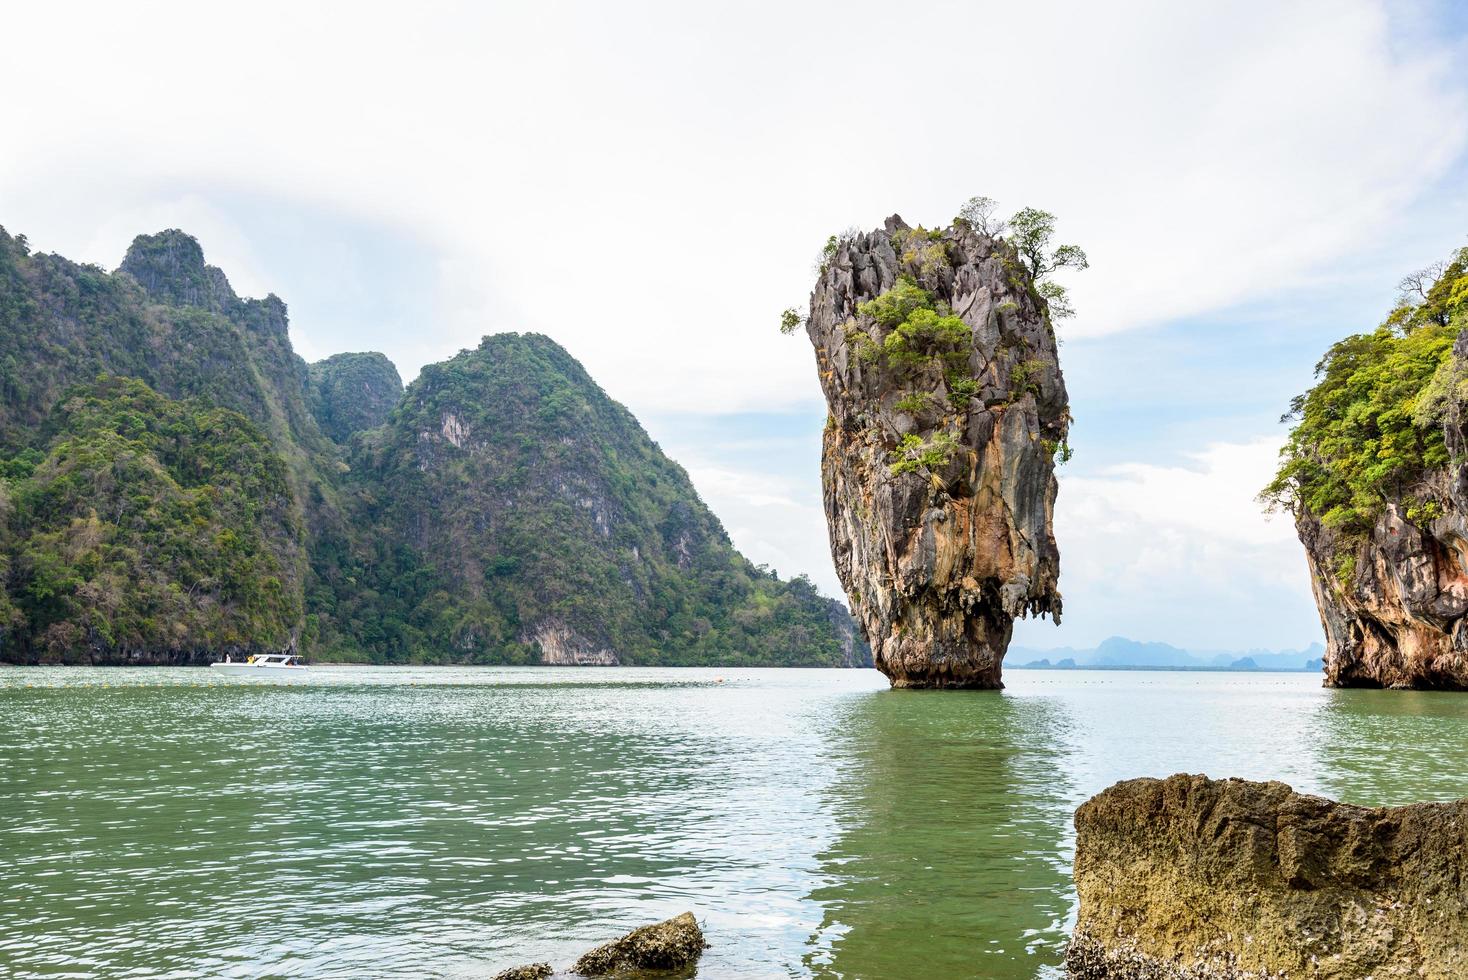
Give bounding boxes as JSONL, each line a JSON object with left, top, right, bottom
{"left": 3, "top": 666, "right": 1468, "bottom": 979}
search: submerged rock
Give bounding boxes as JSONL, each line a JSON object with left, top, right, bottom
{"left": 570, "top": 911, "right": 707, "bottom": 975}
{"left": 803, "top": 215, "right": 1068, "bottom": 688}
{"left": 1068, "top": 774, "right": 1468, "bottom": 979}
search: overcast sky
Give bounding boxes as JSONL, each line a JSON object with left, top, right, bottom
{"left": 5, "top": 1, "right": 1468, "bottom": 651}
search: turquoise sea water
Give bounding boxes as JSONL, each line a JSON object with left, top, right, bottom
{"left": 3, "top": 666, "right": 1467, "bottom": 979}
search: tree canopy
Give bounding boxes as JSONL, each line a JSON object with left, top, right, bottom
{"left": 1262, "top": 247, "right": 1468, "bottom": 533}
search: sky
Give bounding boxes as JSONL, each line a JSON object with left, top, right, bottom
{"left": 4, "top": 0, "right": 1468, "bottom": 652}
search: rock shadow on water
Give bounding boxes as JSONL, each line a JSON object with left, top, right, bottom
{"left": 802, "top": 688, "right": 1078, "bottom": 979}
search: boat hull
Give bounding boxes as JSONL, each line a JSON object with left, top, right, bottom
{"left": 209, "top": 663, "right": 310, "bottom": 678}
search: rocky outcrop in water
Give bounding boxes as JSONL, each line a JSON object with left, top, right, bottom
{"left": 1299, "top": 327, "right": 1468, "bottom": 690}
{"left": 1068, "top": 774, "right": 1468, "bottom": 979}
{"left": 492, "top": 912, "right": 707, "bottom": 979}
{"left": 804, "top": 215, "right": 1068, "bottom": 688}
{"left": 571, "top": 911, "right": 707, "bottom": 975}
{"left": 1298, "top": 491, "right": 1468, "bottom": 689}
{"left": 1273, "top": 251, "right": 1468, "bottom": 689}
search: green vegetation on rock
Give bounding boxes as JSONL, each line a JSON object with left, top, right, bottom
{"left": 1263, "top": 248, "right": 1468, "bottom": 534}
{"left": 306, "top": 352, "right": 404, "bottom": 444}
{"left": 0, "top": 376, "right": 303, "bottom": 662}
{"left": 321, "top": 333, "right": 863, "bottom": 666}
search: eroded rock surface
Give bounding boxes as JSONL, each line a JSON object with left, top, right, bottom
{"left": 805, "top": 215, "right": 1068, "bottom": 688}
{"left": 1069, "top": 774, "right": 1468, "bottom": 979}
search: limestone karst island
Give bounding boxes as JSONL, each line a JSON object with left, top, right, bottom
{"left": 5, "top": 4, "right": 1468, "bottom": 979}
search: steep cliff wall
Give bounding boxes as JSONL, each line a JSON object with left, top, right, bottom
{"left": 805, "top": 215, "right": 1068, "bottom": 688}
{"left": 1269, "top": 249, "right": 1468, "bottom": 689}
{"left": 1068, "top": 774, "right": 1468, "bottom": 980}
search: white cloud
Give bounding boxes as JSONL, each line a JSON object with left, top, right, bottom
{"left": 2, "top": 0, "right": 1464, "bottom": 418}
{"left": 682, "top": 462, "right": 842, "bottom": 596}
{"left": 1013, "top": 438, "right": 1322, "bottom": 650}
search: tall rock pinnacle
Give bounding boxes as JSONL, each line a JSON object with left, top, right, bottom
{"left": 805, "top": 214, "right": 1069, "bottom": 688}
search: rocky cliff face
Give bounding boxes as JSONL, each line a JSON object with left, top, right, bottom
{"left": 805, "top": 215, "right": 1068, "bottom": 688}
{"left": 1270, "top": 250, "right": 1468, "bottom": 689}
{"left": 1298, "top": 496, "right": 1468, "bottom": 689}
{"left": 1068, "top": 774, "right": 1468, "bottom": 979}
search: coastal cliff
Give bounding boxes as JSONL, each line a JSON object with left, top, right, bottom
{"left": 1068, "top": 774, "right": 1468, "bottom": 979}
{"left": 804, "top": 215, "right": 1068, "bottom": 688}
{"left": 1267, "top": 248, "right": 1468, "bottom": 688}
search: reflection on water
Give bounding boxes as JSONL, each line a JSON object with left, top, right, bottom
{"left": 3, "top": 666, "right": 1468, "bottom": 978}
{"left": 805, "top": 692, "right": 1076, "bottom": 979}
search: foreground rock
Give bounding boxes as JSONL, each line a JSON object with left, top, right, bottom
{"left": 804, "top": 215, "right": 1068, "bottom": 688}
{"left": 492, "top": 965, "right": 552, "bottom": 980}
{"left": 493, "top": 912, "right": 706, "bottom": 979}
{"left": 1069, "top": 774, "right": 1468, "bottom": 979}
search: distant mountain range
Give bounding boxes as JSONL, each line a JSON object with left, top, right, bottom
{"left": 1009, "top": 636, "right": 1325, "bottom": 672}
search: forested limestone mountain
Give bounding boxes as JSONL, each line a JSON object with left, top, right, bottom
{"left": 0, "top": 377, "right": 305, "bottom": 657}
{"left": 320, "top": 334, "right": 866, "bottom": 665}
{"left": 0, "top": 225, "right": 867, "bottom": 667}
{"left": 1265, "top": 246, "right": 1468, "bottom": 688}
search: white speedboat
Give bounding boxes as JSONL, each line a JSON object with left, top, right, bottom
{"left": 210, "top": 653, "right": 310, "bottom": 677}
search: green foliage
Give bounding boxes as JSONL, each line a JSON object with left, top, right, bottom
{"left": 307, "top": 352, "right": 404, "bottom": 442}
{"left": 1, "top": 376, "right": 303, "bottom": 661}
{"left": 857, "top": 278, "right": 971, "bottom": 381}
{"left": 779, "top": 307, "right": 804, "bottom": 335}
{"left": 889, "top": 430, "right": 959, "bottom": 477}
{"left": 1263, "top": 249, "right": 1468, "bottom": 534}
{"left": 953, "top": 198, "right": 1088, "bottom": 319}
{"left": 859, "top": 278, "right": 932, "bottom": 328}
{"left": 1041, "top": 437, "right": 1074, "bottom": 465}
{"left": 894, "top": 392, "right": 936, "bottom": 415}
{"left": 945, "top": 377, "right": 980, "bottom": 407}
{"left": 1009, "top": 358, "right": 1048, "bottom": 396}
